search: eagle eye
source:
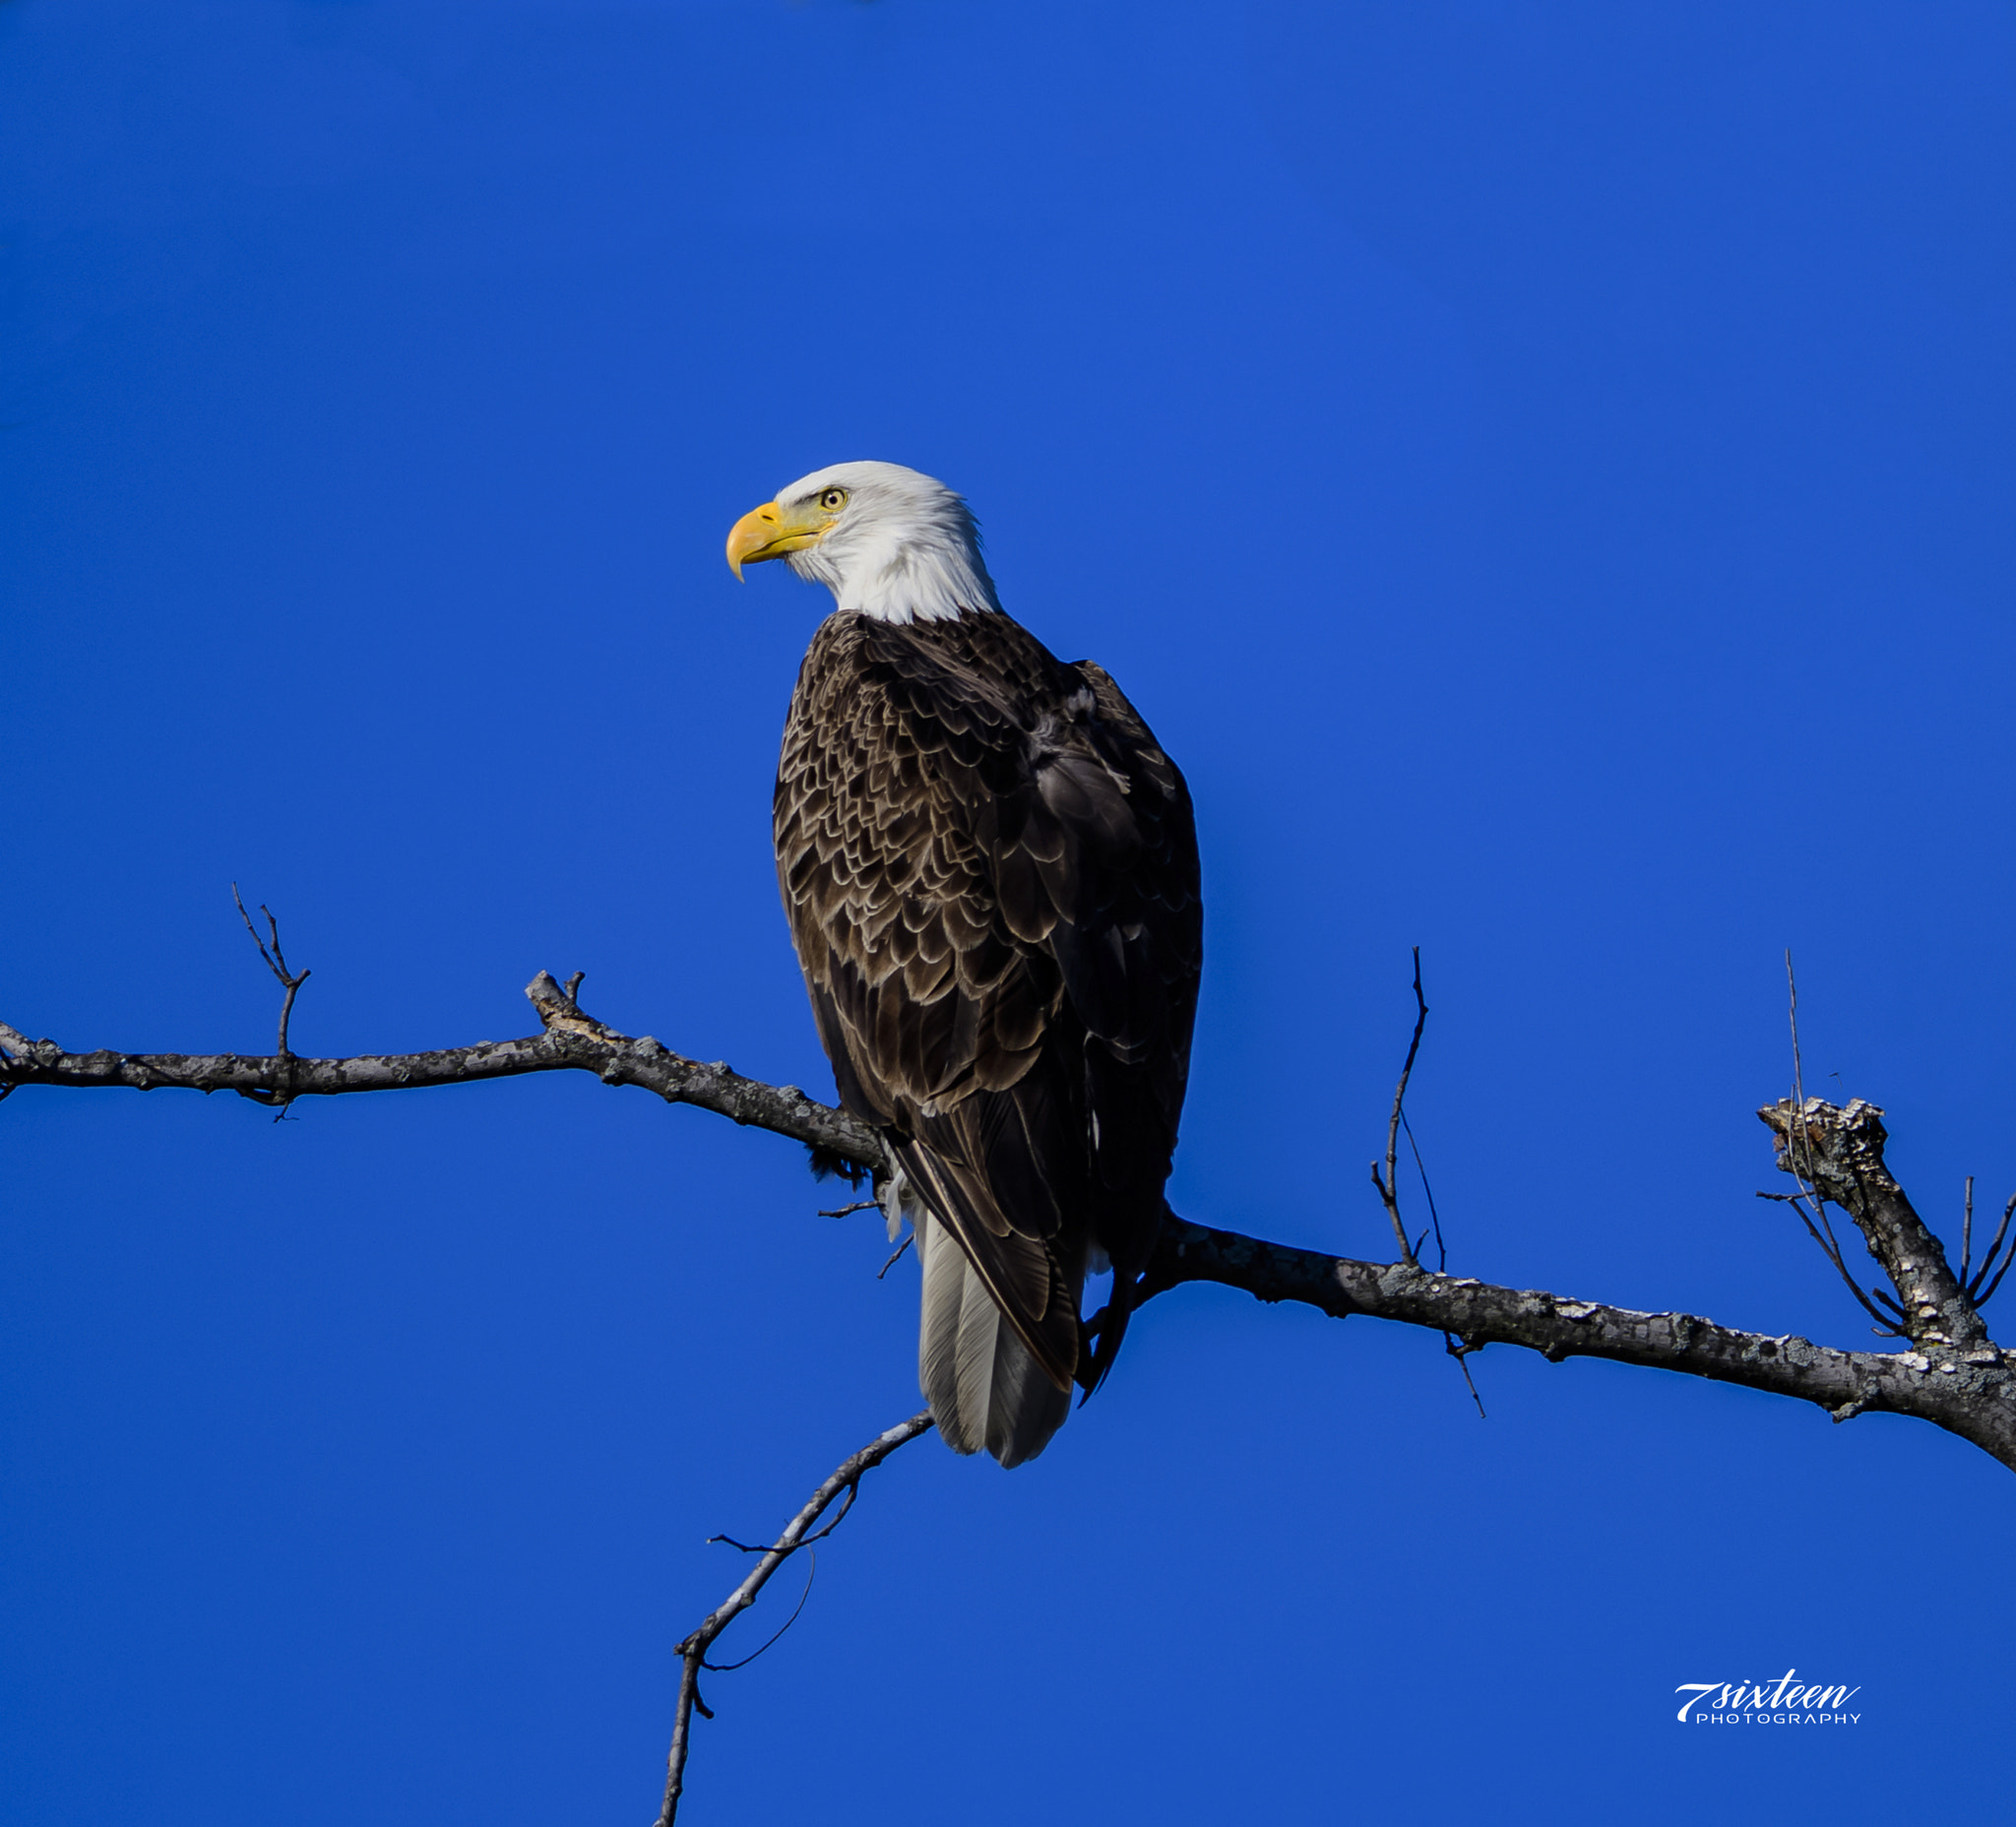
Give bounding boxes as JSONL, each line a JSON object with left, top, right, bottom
{"left": 818, "top": 487, "right": 848, "bottom": 512}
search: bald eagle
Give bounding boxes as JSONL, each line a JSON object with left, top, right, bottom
{"left": 726, "top": 462, "right": 1202, "bottom": 1466}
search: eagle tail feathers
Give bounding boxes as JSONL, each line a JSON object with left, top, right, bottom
{"left": 986, "top": 1312, "right": 1071, "bottom": 1467}
{"left": 916, "top": 1210, "right": 1070, "bottom": 1467}
{"left": 918, "top": 1208, "right": 979, "bottom": 1452}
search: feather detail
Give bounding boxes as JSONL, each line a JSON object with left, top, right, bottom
{"left": 918, "top": 1211, "right": 983, "bottom": 1454}
{"left": 915, "top": 1210, "right": 1072, "bottom": 1466}
{"left": 953, "top": 1241, "right": 1001, "bottom": 1440}
{"left": 775, "top": 553, "right": 1202, "bottom": 1468}
{"left": 985, "top": 1318, "right": 1071, "bottom": 1468}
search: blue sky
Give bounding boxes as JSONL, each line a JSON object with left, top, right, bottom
{"left": 5, "top": 3, "right": 2013, "bottom": 1822}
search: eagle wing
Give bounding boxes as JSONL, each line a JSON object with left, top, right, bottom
{"left": 775, "top": 611, "right": 1202, "bottom": 1395}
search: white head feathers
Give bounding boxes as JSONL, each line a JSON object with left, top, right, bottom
{"left": 770, "top": 461, "right": 1002, "bottom": 624}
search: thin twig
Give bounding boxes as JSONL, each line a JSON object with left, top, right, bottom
{"left": 232, "top": 885, "right": 312, "bottom": 1119}
{"left": 658, "top": 1410, "right": 933, "bottom": 1827}
{"left": 1979, "top": 1252, "right": 2016, "bottom": 1308}
{"left": 876, "top": 1231, "right": 914, "bottom": 1279}
{"left": 1976, "top": 1196, "right": 2016, "bottom": 1307}
{"left": 1963, "top": 1175, "right": 1976, "bottom": 1284}
{"left": 1813, "top": 1200, "right": 1853, "bottom": 1279}
{"left": 1783, "top": 954, "right": 1828, "bottom": 1209}
{"left": 701, "top": 1556, "right": 818, "bottom": 1672}
{"left": 819, "top": 1199, "right": 878, "bottom": 1219}
{"left": 1443, "top": 1334, "right": 1487, "bottom": 1418}
{"left": 1969, "top": 1193, "right": 2016, "bottom": 1304}
{"left": 1778, "top": 952, "right": 1906, "bottom": 1329}
{"left": 1369, "top": 948, "right": 1426, "bottom": 1266}
{"left": 707, "top": 1480, "right": 873, "bottom": 1558}
{"left": 1870, "top": 1287, "right": 1909, "bottom": 1321}
{"left": 1401, "top": 1108, "right": 1447, "bottom": 1273}
{"left": 1368, "top": 956, "right": 1479, "bottom": 1411}
{"left": 1757, "top": 1188, "right": 1900, "bottom": 1334}
{"left": 1407, "top": 1102, "right": 1481, "bottom": 1408}
{"left": 232, "top": 883, "right": 311, "bottom": 1056}
{"left": 1784, "top": 953, "right": 1826, "bottom": 1207}
{"left": 1787, "top": 950, "right": 1806, "bottom": 1123}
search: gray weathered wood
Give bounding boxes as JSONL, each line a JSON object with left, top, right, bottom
{"left": 8, "top": 978, "right": 2014, "bottom": 1470}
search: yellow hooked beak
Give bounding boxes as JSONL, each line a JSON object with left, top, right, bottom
{"left": 725, "top": 498, "right": 836, "bottom": 580}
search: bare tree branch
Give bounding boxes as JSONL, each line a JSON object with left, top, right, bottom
{"left": 1140, "top": 1216, "right": 2016, "bottom": 1467}
{"left": 8, "top": 978, "right": 2016, "bottom": 1470}
{"left": 658, "top": 1411, "right": 933, "bottom": 1825}
{"left": 0, "top": 972, "right": 883, "bottom": 1168}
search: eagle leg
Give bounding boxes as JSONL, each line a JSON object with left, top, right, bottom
{"left": 1074, "top": 1277, "right": 1139, "bottom": 1400}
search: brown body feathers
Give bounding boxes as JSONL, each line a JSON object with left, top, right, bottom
{"left": 775, "top": 606, "right": 1202, "bottom": 1463}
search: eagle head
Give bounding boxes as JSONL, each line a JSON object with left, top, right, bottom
{"left": 725, "top": 460, "right": 1000, "bottom": 625}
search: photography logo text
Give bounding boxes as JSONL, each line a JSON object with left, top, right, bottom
{"left": 1674, "top": 1670, "right": 1860, "bottom": 1725}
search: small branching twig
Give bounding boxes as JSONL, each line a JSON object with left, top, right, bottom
{"left": 876, "top": 1231, "right": 914, "bottom": 1279}
{"left": 232, "top": 884, "right": 311, "bottom": 1117}
{"left": 819, "top": 1199, "right": 877, "bottom": 1220}
{"left": 1363, "top": 952, "right": 1480, "bottom": 1413}
{"left": 232, "top": 884, "right": 311, "bottom": 1055}
{"left": 657, "top": 1410, "right": 933, "bottom": 1827}
{"left": 1368, "top": 948, "right": 1427, "bottom": 1266}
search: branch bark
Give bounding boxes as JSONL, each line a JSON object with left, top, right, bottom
{"left": 8, "top": 978, "right": 2016, "bottom": 1470}
{"left": 659, "top": 1411, "right": 933, "bottom": 1825}
{"left": 1144, "top": 1218, "right": 2016, "bottom": 1467}
{"left": 1759, "top": 1097, "right": 1989, "bottom": 1349}
{"left": 0, "top": 972, "right": 880, "bottom": 1163}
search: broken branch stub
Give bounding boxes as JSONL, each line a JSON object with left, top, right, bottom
{"left": 1760, "top": 1098, "right": 1988, "bottom": 1350}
